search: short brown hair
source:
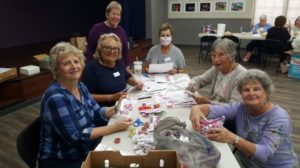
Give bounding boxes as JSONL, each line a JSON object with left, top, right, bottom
{"left": 274, "top": 15, "right": 287, "bottom": 28}
{"left": 106, "top": 1, "right": 122, "bottom": 16}
{"left": 158, "top": 23, "right": 173, "bottom": 36}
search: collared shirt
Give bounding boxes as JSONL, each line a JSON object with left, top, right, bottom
{"left": 39, "top": 82, "right": 108, "bottom": 160}
{"left": 251, "top": 23, "right": 272, "bottom": 34}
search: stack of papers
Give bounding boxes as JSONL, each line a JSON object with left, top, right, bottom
{"left": 155, "top": 90, "right": 196, "bottom": 108}
{"left": 148, "top": 63, "right": 173, "bottom": 73}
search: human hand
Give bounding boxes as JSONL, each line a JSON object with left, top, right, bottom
{"left": 189, "top": 106, "right": 207, "bottom": 132}
{"left": 192, "top": 95, "right": 209, "bottom": 104}
{"left": 135, "top": 81, "right": 144, "bottom": 90}
{"left": 186, "top": 81, "right": 197, "bottom": 92}
{"left": 206, "top": 127, "right": 235, "bottom": 144}
{"left": 112, "top": 118, "right": 133, "bottom": 131}
{"left": 112, "top": 92, "right": 127, "bottom": 101}
{"left": 114, "top": 95, "right": 128, "bottom": 114}
{"left": 168, "top": 68, "right": 177, "bottom": 75}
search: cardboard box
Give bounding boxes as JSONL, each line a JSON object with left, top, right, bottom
{"left": 81, "top": 150, "right": 181, "bottom": 168}
{"left": 288, "top": 52, "right": 300, "bottom": 79}
{"left": 0, "top": 67, "right": 17, "bottom": 83}
{"left": 20, "top": 65, "right": 40, "bottom": 75}
{"left": 33, "top": 54, "right": 50, "bottom": 69}
{"left": 70, "top": 36, "right": 87, "bottom": 53}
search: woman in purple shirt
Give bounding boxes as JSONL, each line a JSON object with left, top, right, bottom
{"left": 190, "top": 69, "right": 298, "bottom": 168}
{"left": 86, "top": 1, "right": 130, "bottom": 72}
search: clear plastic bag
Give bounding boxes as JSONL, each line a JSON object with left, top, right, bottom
{"left": 153, "top": 117, "right": 221, "bottom": 168}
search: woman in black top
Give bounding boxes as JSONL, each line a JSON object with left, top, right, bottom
{"left": 266, "top": 15, "right": 291, "bottom": 51}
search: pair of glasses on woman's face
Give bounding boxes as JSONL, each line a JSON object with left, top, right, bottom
{"left": 102, "top": 46, "right": 119, "bottom": 53}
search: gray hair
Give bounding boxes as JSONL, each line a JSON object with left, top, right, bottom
{"left": 260, "top": 14, "right": 267, "bottom": 21}
{"left": 211, "top": 38, "right": 237, "bottom": 61}
{"left": 237, "top": 69, "right": 275, "bottom": 101}
{"left": 106, "top": 1, "right": 122, "bottom": 16}
{"left": 93, "top": 33, "right": 122, "bottom": 60}
{"left": 49, "top": 42, "right": 85, "bottom": 80}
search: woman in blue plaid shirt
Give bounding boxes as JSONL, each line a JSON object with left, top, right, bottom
{"left": 38, "top": 42, "right": 132, "bottom": 168}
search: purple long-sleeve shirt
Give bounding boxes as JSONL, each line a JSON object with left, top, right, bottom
{"left": 208, "top": 103, "right": 298, "bottom": 168}
{"left": 86, "top": 22, "right": 130, "bottom": 66}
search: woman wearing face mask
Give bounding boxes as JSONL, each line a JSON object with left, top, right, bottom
{"left": 144, "top": 23, "right": 186, "bottom": 75}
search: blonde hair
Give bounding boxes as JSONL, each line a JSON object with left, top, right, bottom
{"left": 49, "top": 42, "right": 85, "bottom": 80}
{"left": 93, "top": 33, "right": 122, "bottom": 60}
{"left": 106, "top": 1, "right": 122, "bottom": 16}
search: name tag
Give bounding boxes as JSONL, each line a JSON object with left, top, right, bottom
{"left": 164, "top": 57, "right": 171, "bottom": 62}
{"left": 113, "top": 71, "right": 120, "bottom": 77}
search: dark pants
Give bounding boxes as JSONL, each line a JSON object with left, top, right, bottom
{"left": 39, "top": 139, "right": 101, "bottom": 168}
{"left": 246, "top": 40, "right": 262, "bottom": 52}
{"left": 39, "top": 158, "right": 84, "bottom": 168}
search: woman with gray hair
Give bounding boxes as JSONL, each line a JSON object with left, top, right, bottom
{"left": 190, "top": 69, "right": 298, "bottom": 168}
{"left": 82, "top": 33, "right": 142, "bottom": 126}
{"left": 39, "top": 42, "right": 132, "bottom": 168}
{"left": 187, "top": 38, "right": 246, "bottom": 105}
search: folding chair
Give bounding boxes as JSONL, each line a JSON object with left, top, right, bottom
{"left": 199, "top": 36, "right": 217, "bottom": 63}
{"left": 16, "top": 117, "right": 41, "bottom": 168}
{"left": 258, "top": 39, "right": 287, "bottom": 73}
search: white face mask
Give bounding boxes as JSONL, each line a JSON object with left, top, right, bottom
{"left": 160, "top": 36, "right": 172, "bottom": 46}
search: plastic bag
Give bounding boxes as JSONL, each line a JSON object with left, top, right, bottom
{"left": 199, "top": 115, "right": 225, "bottom": 135}
{"left": 115, "top": 98, "right": 136, "bottom": 118}
{"left": 153, "top": 117, "right": 221, "bottom": 168}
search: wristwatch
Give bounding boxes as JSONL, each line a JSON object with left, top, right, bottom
{"left": 234, "top": 135, "right": 240, "bottom": 145}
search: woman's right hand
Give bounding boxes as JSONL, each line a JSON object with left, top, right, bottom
{"left": 189, "top": 105, "right": 207, "bottom": 132}
{"left": 186, "top": 81, "right": 197, "bottom": 92}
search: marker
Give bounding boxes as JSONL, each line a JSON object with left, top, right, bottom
{"left": 137, "top": 96, "right": 152, "bottom": 100}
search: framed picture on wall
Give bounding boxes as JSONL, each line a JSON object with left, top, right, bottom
{"left": 185, "top": 2, "right": 196, "bottom": 12}
{"left": 230, "top": 1, "right": 245, "bottom": 12}
{"left": 199, "top": 2, "right": 212, "bottom": 12}
{"left": 215, "top": 1, "right": 228, "bottom": 12}
{"left": 170, "top": 2, "right": 181, "bottom": 12}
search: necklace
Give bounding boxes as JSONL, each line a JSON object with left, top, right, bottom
{"left": 211, "top": 63, "right": 237, "bottom": 102}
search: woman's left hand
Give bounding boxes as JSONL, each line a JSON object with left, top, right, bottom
{"left": 206, "top": 127, "right": 235, "bottom": 144}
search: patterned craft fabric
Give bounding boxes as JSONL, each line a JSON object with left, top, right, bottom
{"left": 154, "top": 117, "right": 221, "bottom": 168}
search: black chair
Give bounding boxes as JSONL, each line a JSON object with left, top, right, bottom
{"left": 258, "top": 39, "right": 287, "bottom": 73}
{"left": 17, "top": 117, "right": 41, "bottom": 168}
{"left": 199, "top": 36, "right": 217, "bottom": 63}
{"left": 221, "top": 35, "right": 241, "bottom": 62}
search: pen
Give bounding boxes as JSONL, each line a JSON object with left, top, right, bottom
{"left": 137, "top": 96, "right": 152, "bottom": 100}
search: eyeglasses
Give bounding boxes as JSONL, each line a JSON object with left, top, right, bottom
{"left": 102, "top": 46, "right": 119, "bottom": 53}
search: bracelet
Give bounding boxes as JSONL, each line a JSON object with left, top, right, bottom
{"left": 234, "top": 135, "right": 240, "bottom": 145}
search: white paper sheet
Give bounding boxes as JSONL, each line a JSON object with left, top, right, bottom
{"left": 0, "top": 68, "right": 10, "bottom": 73}
{"left": 153, "top": 74, "right": 174, "bottom": 83}
{"left": 148, "top": 63, "right": 174, "bottom": 73}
